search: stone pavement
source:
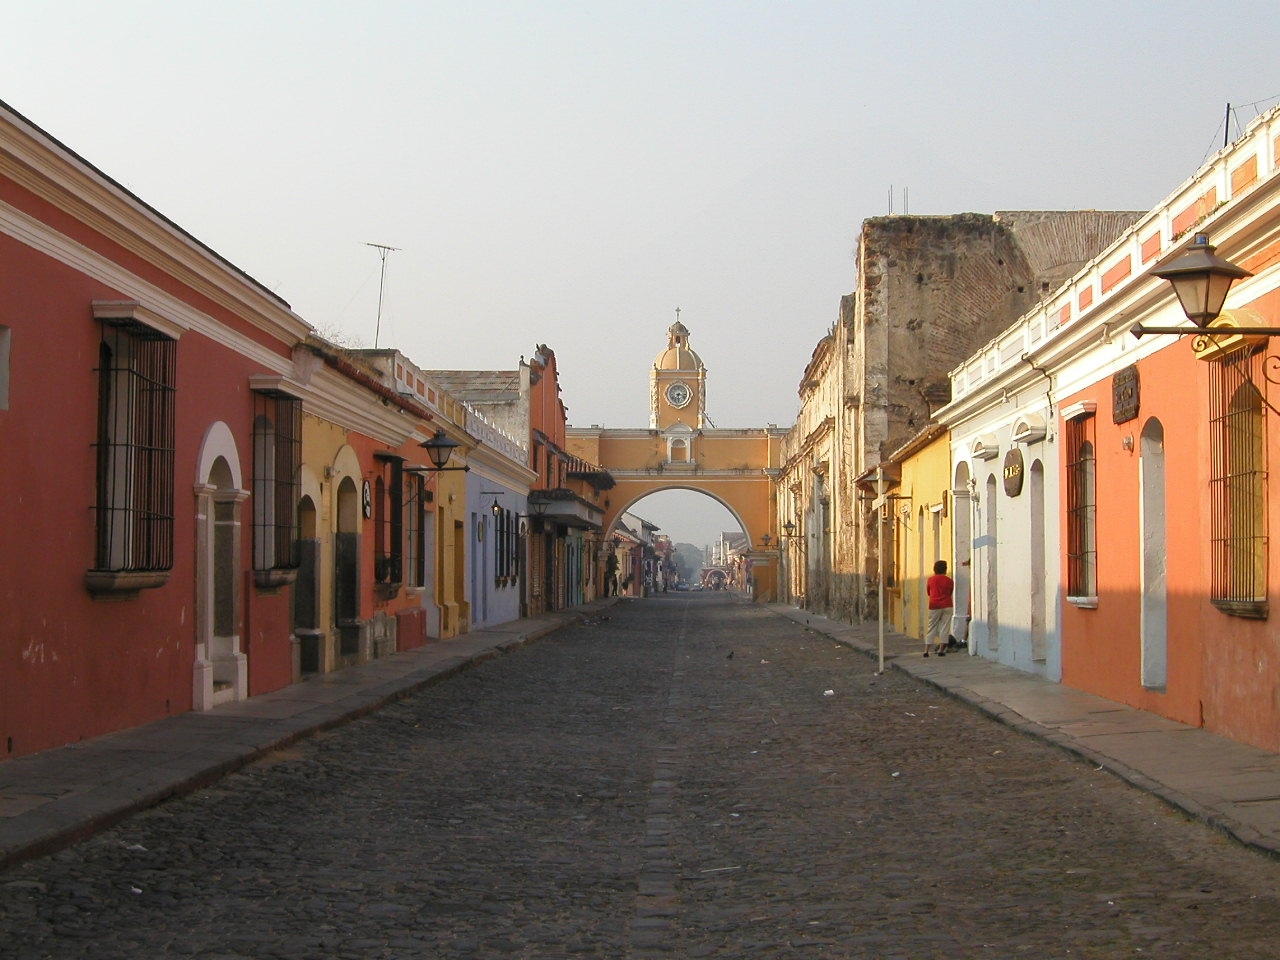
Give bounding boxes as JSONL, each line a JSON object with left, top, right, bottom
{"left": 3, "top": 592, "right": 1279, "bottom": 877}
{"left": 767, "top": 602, "right": 1280, "bottom": 860}
{"left": 0, "top": 599, "right": 621, "bottom": 872}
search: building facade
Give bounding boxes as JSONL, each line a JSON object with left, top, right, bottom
{"left": 943, "top": 104, "right": 1280, "bottom": 753}
{"left": 0, "top": 101, "right": 580, "bottom": 763}
{"left": 0, "top": 102, "right": 310, "bottom": 756}
{"left": 785, "top": 211, "right": 1145, "bottom": 624}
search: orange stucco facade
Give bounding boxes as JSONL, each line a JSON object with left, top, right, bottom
{"left": 1057, "top": 341, "right": 1205, "bottom": 728}
{"left": 1060, "top": 287, "right": 1280, "bottom": 752}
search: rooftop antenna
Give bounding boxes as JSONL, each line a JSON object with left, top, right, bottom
{"left": 365, "top": 242, "right": 401, "bottom": 348}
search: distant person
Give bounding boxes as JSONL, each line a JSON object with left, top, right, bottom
{"left": 924, "top": 559, "right": 954, "bottom": 658}
{"left": 605, "top": 552, "right": 619, "bottom": 596}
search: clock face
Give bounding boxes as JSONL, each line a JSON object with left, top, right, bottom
{"left": 666, "top": 381, "right": 691, "bottom": 408}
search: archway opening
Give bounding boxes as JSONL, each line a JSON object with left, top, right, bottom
{"left": 610, "top": 489, "right": 748, "bottom": 595}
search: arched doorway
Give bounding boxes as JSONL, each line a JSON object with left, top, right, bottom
{"left": 1029, "top": 460, "right": 1047, "bottom": 662}
{"left": 193, "top": 422, "right": 248, "bottom": 710}
{"left": 293, "top": 493, "right": 322, "bottom": 677}
{"left": 984, "top": 474, "right": 999, "bottom": 652}
{"left": 335, "top": 476, "right": 361, "bottom": 660}
{"left": 951, "top": 462, "right": 973, "bottom": 650}
{"left": 1140, "top": 418, "right": 1168, "bottom": 690}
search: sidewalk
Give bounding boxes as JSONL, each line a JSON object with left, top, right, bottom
{"left": 767, "top": 603, "right": 1280, "bottom": 860}
{"left": 0, "top": 598, "right": 621, "bottom": 872}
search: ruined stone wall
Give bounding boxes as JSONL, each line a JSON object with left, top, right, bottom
{"left": 796, "top": 210, "right": 1141, "bottom": 625}
{"left": 859, "top": 210, "right": 1142, "bottom": 464}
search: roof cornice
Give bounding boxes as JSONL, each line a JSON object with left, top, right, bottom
{"left": 0, "top": 102, "right": 310, "bottom": 347}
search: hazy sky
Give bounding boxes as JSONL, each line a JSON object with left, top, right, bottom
{"left": 5, "top": 1, "right": 1278, "bottom": 548}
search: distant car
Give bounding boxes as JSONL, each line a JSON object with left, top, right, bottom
{"left": 674, "top": 581, "right": 691, "bottom": 591}
{"left": 690, "top": 583, "right": 703, "bottom": 591}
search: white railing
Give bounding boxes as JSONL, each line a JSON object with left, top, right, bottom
{"left": 951, "top": 105, "right": 1280, "bottom": 401}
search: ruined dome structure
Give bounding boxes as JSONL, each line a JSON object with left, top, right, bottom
{"left": 653, "top": 321, "right": 704, "bottom": 373}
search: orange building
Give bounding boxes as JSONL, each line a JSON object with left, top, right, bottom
{"left": 945, "top": 104, "right": 1280, "bottom": 754}
{"left": 1055, "top": 112, "right": 1280, "bottom": 752}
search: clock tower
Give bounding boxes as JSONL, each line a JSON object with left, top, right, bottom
{"left": 651, "top": 318, "right": 706, "bottom": 430}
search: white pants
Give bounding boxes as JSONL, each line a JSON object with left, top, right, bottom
{"left": 925, "top": 607, "right": 952, "bottom": 645}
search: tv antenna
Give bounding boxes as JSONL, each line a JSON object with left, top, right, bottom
{"left": 365, "top": 242, "right": 401, "bottom": 348}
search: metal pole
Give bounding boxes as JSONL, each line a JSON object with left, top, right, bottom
{"left": 365, "top": 242, "right": 401, "bottom": 348}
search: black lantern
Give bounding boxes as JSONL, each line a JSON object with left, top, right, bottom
{"left": 419, "top": 429, "right": 462, "bottom": 470}
{"left": 1150, "top": 233, "right": 1252, "bottom": 328}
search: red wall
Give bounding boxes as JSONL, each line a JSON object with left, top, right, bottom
{"left": 0, "top": 193, "right": 294, "bottom": 758}
{"left": 1061, "top": 288, "right": 1280, "bottom": 752}
{"left": 1059, "top": 343, "right": 1205, "bottom": 728}
{"left": 1197, "top": 288, "right": 1280, "bottom": 751}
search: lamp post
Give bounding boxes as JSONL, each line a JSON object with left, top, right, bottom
{"left": 780, "top": 520, "right": 806, "bottom": 606}
{"left": 1131, "top": 234, "right": 1255, "bottom": 338}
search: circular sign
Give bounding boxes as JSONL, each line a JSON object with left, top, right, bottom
{"left": 361, "top": 480, "right": 372, "bottom": 518}
{"left": 1003, "top": 449, "right": 1025, "bottom": 497}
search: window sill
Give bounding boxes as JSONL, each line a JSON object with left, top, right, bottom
{"left": 254, "top": 568, "right": 298, "bottom": 591}
{"left": 374, "top": 581, "right": 402, "bottom": 602}
{"left": 86, "top": 569, "right": 170, "bottom": 600}
{"left": 1212, "top": 599, "right": 1268, "bottom": 620}
{"left": 1066, "top": 595, "right": 1099, "bottom": 609}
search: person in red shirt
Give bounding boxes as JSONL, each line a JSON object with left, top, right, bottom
{"left": 924, "top": 559, "right": 954, "bottom": 657}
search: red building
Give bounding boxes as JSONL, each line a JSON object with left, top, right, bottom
{"left": 0, "top": 102, "right": 311, "bottom": 757}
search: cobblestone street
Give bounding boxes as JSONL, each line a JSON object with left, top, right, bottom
{"left": 3, "top": 594, "right": 1280, "bottom": 959}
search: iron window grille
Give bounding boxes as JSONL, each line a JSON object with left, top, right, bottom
{"left": 252, "top": 390, "right": 302, "bottom": 575}
{"left": 91, "top": 320, "right": 176, "bottom": 577}
{"left": 494, "top": 505, "right": 507, "bottom": 582}
{"left": 493, "top": 506, "right": 517, "bottom": 583}
{"left": 405, "top": 473, "right": 427, "bottom": 588}
{"left": 374, "top": 453, "right": 404, "bottom": 585}
{"left": 1065, "top": 415, "right": 1097, "bottom": 599}
{"left": 1209, "top": 347, "right": 1268, "bottom": 617}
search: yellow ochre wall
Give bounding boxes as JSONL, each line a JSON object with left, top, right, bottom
{"left": 567, "top": 427, "right": 784, "bottom": 600}
{"left": 889, "top": 433, "right": 954, "bottom": 641}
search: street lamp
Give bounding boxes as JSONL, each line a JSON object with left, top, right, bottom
{"left": 779, "top": 521, "right": 806, "bottom": 607}
{"left": 418, "top": 429, "right": 470, "bottom": 472}
{"left": 1131, "top": 234, "right": 1255, "bottom": 338}
{"left": 1152, "top": 234, "right": 1252, "bottom": 327}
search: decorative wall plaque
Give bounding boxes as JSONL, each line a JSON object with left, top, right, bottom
{"left": 1002, "top": 448, "right": 1025, "bottom": 498}
{"left": 1113, "top": 364, "right": 1140, "bottom": 424}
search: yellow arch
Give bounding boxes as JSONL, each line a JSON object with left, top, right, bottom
{"left": 567, "top": 425, "right": 786, "bottom": 601}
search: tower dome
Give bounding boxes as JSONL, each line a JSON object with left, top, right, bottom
{"left": 653, "top": 321, "right": 703, "bottom": 372}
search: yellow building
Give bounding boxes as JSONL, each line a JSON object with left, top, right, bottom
{"left": 873, "top": 425, "right": 954, "bottom": 641}
{"left": 567, "top": 321, "right": 784, "bottom": 600}
{"left": 650, "top": 319, "right": 707, "bottom": 432}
